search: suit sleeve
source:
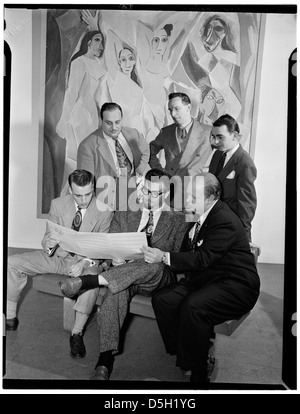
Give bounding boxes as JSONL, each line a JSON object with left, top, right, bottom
{"left": 135, "top": 131, "right": 150, "bottom": 175}
{"left": 149, "top": 130, "right": 165, "bottom": 171}
{"left": 236, "top": 162, "right": 257, "bottom": 241}
{"left": 77, "top": 138, "right": 96, "bottom": 175}
{"left": 169, "top": 218, "right": 239, "bottom": 273}
{"left": 41, "top": 200, "right": 60, "bottom": 250}
{"left": 93, "top": 211, "right": 114, "bottom": 234}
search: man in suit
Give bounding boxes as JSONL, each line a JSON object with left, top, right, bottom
{"left": 144, "top": 173, "right": 260, "bottom": 385}
{"left": 6, "top": 169, "right": 113, "bottom": 359}
{"left": 149, "top": 92, "right": 212, "bottom": 210}
{"left": 209, "top": 114, "right": 257, "bottom": 241}
{"left": 77, "top": 102, "right": 150, "bottom": 211}
{"left": 59, "top": 169, "right": 189, "bottom": 380}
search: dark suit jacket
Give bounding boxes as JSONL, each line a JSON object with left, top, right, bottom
{"left": 42, "top": 195, "right": 113, "bottom": 262}
{"left": 104, "top": 208, "right": 190, "bottom": 295}
{"left": 169, "top": 200, "right": 260, "bottom": 293}
{"left": 149, "top": 119, "right": 212, "bottom": 179}
{"left": 209, "top": 144, "right": 257, "bottom": 241}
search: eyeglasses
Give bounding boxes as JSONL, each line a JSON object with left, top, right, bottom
{"left": 141, "top": 187, "right": 163, "bottom": 198}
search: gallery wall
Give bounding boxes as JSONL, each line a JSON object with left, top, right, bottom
{"left": 5, "top": 8, "right": 297, "bottom": 264}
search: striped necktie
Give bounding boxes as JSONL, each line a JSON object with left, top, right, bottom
{"left": 141, "top": 211, "right": 154, "bottom": 246}
{"left": 191, "top": 220, "right": 202, "bottom": 251}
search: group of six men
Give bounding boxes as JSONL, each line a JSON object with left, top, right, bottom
{"left": 6, "top": 92, "right": 259, "bottom": 386}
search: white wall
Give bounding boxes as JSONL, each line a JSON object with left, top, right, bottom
{"left": 5, "top": 10, "right": 297, "bottom": 263}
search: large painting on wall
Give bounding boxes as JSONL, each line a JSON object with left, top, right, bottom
{"left": 38, "top": 8, "right": 265, "bottom": 215}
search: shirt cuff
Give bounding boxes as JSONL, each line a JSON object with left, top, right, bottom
{"left": 162, "top": 252, "right": 171, "bottom": 266}
{"left": 82, "top": 258, "right": 96, "bottom": 267}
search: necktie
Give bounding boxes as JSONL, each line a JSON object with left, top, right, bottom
{"left": 72, "top": 207, "right": 82, "bottom": 232}
{"left": 115, "top": 138, "right": 132, "bottom": 174}
{"left": 141, "top": 211, "right": 154, "bottom": 246}
{"left": 215, "top": 151, "right": 227, "bottom": 177}
{"left": 190, "top": 220, "right": 202, "bottom": 251}
{"left": 178, "top": 127, "right": 186, "bottom": 140}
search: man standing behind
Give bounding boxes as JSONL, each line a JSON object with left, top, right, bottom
{"left": 149, "top": 92, "right": 212, "bottom": 182}
{"left": 209, "top": 114, "right": 257, "bottom": 241}
{"left": 59, "top": 169, "right": 189, "bottom": 381}
{"left": 6, "top": 170, "right": 113, "bottom": 359}
{"left": 77, "top": 102, "right": 150, "bottom": 211}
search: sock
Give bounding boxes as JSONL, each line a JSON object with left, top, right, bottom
{"left": 96, "top": 351, "right": 113, "bottom": 368}
{"left": 7, "top": 300, "right": 17, "bottom": 320}
{"left": 71, "top": 311, "right": 89, "bottom": 336}
{"left": 79, "top": 274, "right": 100, "bottom": 290}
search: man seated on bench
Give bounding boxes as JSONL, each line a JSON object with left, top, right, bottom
{"left": 142, "top": 172, "right": 260, "bottom": 386}
{"left": 6, "top": 169, "right": 113, "bottom": 359}
{"left": 59, "top": 168, "right": 189, "bottom": 380}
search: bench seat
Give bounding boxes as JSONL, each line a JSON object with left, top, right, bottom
{"left": 32, "top": 274, "right": 250, "bottom": 336}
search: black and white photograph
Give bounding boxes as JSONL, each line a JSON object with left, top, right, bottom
{"left": 2, "top": 2, "right": 297, "bottom": 395}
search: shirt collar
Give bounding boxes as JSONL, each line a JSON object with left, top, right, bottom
{"left": 225, "top": 143, "right": 239, "bottom": 159}
{"left": 177, "top": 118, "right": 193, "bottom": 132}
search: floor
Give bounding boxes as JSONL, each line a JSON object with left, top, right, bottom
{"left": 2, "top": 261, "right": 286, "bottom": 392}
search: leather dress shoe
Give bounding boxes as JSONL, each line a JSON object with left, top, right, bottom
{"left": 90, "top": 364, "right": 112, "bottom": 380}
{"left": 59, "top": 277, "right": 82, "bottom": 298}
{"left": 70, "top": 333, "right": 86, "bottom": 358}
{"left": 6, "top": 317, "right": 19, "bottom": 331}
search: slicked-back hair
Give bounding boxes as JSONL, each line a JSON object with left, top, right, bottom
{"left": 68, "top": 169, "right": 95, "bottom": 191}
{"left": 100, "top": 102, "right": 123, "bottom": 120}
{"left": 168, "top": 92, "right": 191, "bottom": 105}
{"left": 213, "top": 114, "right": 240, "bottom": 134}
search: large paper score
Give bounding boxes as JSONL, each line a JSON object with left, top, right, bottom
{"left": 46, "top": 220, "right": 147, "bottom": 261}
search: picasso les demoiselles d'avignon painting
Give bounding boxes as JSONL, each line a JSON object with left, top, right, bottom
{"left": 39, "top": 9, "right": 264, "bottom": 214}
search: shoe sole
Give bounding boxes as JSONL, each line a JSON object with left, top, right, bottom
{"left": 70, "top": 351, "right": 86, "bottom": 359}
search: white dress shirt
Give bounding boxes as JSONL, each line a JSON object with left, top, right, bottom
{"left": 137, "top": 205, "right": 165, "bottom": 233}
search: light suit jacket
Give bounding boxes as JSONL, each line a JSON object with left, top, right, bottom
{"left": 42, "top": 195, "right": 113, "bottom": 261}
{"left": 77, "top": 126, "right": 150, "bottom": 210}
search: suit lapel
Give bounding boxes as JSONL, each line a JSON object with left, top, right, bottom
{"left": 168, "top": 125, "right": 181, "bottom": 158}
{"left": 217, "top": 145, "right": 242, "bottom": 182}
{"left": 177, "top": 121, "right": 203, "bottom": 169}
{"left": 128, "top": 210, "right": 143, "bottom": 232}
{"left": 80, "top": 197, "right": 98, "bottom": 232}
{"left": 151, "top": 210, "right": 173, "bottom": 245}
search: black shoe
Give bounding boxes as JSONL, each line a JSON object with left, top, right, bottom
{"left": 190, "top": 355, "right": 216, "bottom": 384}
{"left": 70, "top": 333, "right": 86, "bottom": 358}
{"left": 6, "top": 317, "right": 19, "bottom": 331}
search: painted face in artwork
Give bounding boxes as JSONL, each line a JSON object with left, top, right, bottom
{"left": 119, "top": 48, "right": 136, "bottom": 76}
{"left": 88, "top": 34, "right": 104, "bottom": 57}
{"left": 201, "top": 86, "right": 225, "bottom": 123}
{"left": 151, "top": 29, "right": 169, "bottom": 56}
{"left": 202, "top": 18, "right": 227, "bottom": 52}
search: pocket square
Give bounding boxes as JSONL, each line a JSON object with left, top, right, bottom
{"left": 197, "top": 240, "right": 203, "bottom": 247}
{"left": 226, "top": 171, "right": 235, "bottom": 179}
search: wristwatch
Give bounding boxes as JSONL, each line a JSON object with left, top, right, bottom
{"left": 82, "top": 258, "right": 96, "bottom": 267}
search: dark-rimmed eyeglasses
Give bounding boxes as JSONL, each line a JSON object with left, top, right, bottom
{"left": 141, "top": 187, "right": 163, "bottom": 198}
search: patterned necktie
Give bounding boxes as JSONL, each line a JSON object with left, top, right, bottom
{"left": 115, "top": 138, "right": 132, "bottom": 174}
{"left": 141, "top": 211, "right": 154, "bottom": 247}
{"left": 215, "top": 151, "right": 227, "bottom": 177}
{"left": 72, "top": 207, "right": 82, "bottom": 232}
{"left": 191, "top": 220, "right": 202, "bottom": 251}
